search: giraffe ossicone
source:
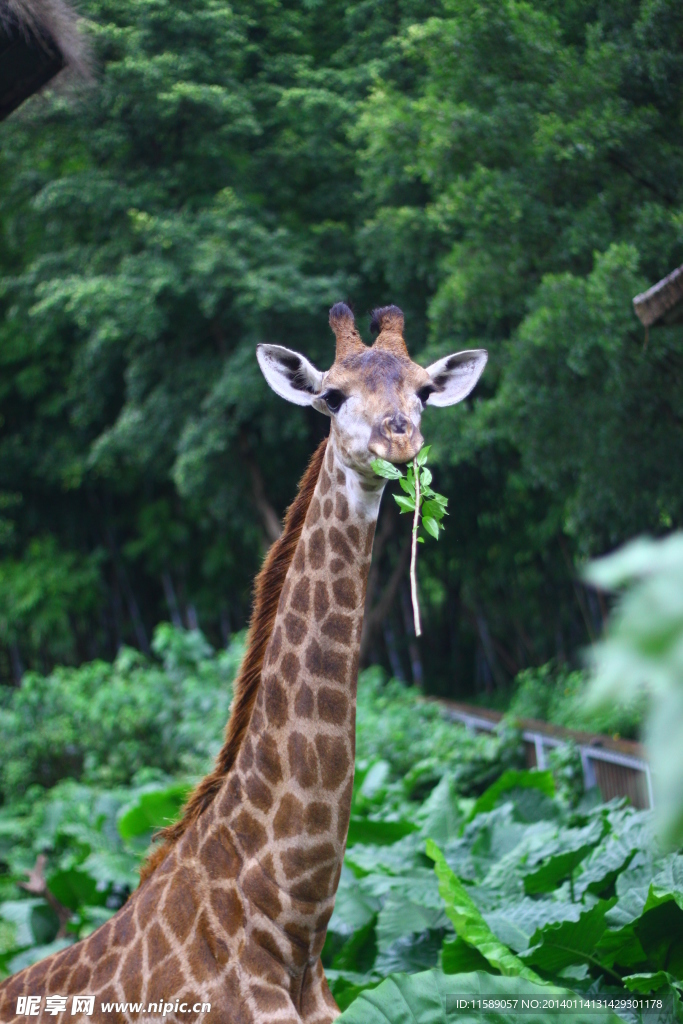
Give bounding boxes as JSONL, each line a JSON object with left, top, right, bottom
{"left": 0, "top": 304, "right": 486, "bottom": 1024}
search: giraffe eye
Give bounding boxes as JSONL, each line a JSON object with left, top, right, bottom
{"left": 417, "top": 385, "right": 435, "bottom": 406}
{"left": 323, "top": 390, "right": 346, "bottom": 413}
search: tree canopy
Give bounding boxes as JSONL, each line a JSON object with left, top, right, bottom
{"left": 1, "top": 0, "right": 682, "bottom": 693}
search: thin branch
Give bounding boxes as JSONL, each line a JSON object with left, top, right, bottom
{"left": 400, "top": 581, "right": 424, "bottom": 687}
{"left": 20, "top": 855, "right": 73, "bottom": 938}
{"left": 410, "top": 456, "right": 422, "bottom": 636}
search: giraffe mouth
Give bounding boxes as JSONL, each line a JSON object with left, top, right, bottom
{"left": 368, "top": 427, "right": 424, "bottom": 466}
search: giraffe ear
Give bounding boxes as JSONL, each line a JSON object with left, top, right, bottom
{"left": 257, "top": 344, "right": 324, "bottom": 406}
{"left": 424, "top": 350, "right": 488, "bottom": 407}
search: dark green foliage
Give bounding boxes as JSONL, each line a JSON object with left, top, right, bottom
{"left": 2, "top": 0, "right": 683, "bottom": 691}
{"left": 0, "top": 625, "right": 240, "bottom": 800}
{"left": 0, "top": 635, "right": 680, "bottom": 1018}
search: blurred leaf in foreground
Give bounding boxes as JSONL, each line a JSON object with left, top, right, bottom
{"left": 585, "top": 533, "right": 683, "bottom": 848}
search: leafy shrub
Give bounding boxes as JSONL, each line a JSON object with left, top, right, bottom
{"left": 508, "top": 661, "right": 647, "bottom": 740}
{"left": 331, "top": 774, "right": 683, "bottom": 1021}
{"left": 0, "top": 625, "right": 242, "bottom": 801}
{"left": 356, "top": 669, "right": 524, "bottom": 799}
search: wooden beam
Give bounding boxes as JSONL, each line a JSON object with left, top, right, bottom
{"left": 633, "top": 263, "right": 683, "bottom": 328}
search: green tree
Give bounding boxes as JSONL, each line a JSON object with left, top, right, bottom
{"left": 2, "top": 0, "right": 683, "bottom": 695}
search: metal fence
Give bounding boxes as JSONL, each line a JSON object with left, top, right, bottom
{"left": 436, "top": 700, "right": 653, "bottom": 810}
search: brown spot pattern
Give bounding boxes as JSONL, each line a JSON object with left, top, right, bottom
{"left": 294, "top": 681, "right": 314, "bottom": 718}
{"left": 322, "top": 612, "right": 353, "bottom": 645}
{"left": 284, "top": 611, "right": 306, "bottom": 645}
{"left": 280, "top": 651, "right": 299, "bottom": 684}
{"left": 309, "top": 527, "right": 326, "bottom": 569}
{"left": 288, "top": 732, "right": 319, "bottom": 789}
{"left": 332, "top": 576, "right": 357, "bottom": 609}
{"left": 290, "top": 576, "right": 310, "bottom": 613}
{"left": 317, "top": 686, "right": 349, "bottom": 723}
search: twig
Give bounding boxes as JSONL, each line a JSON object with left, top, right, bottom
{"left": 371, "top": 446, "right": 448, "bottom": 642}
{"left": 410, "top": 456, "right": 421, "bottom": 636}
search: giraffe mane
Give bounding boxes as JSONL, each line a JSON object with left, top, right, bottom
{"left": 140, "top": 436, "right": 329, "bottom": 882}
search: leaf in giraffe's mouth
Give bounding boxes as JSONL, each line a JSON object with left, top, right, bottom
{"left": 370, "top": 448, "right": 448, "bottom": 637}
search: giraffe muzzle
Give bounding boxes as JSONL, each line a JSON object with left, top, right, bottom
{"left": 368, "top": 416, "right": 423, "bottom": 463}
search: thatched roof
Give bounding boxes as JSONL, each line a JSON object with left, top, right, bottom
{"left": 0, "top": 0, "right": 88, "bottom": 121}
{"left": 633, "top": 263, "right": 683, "bottom": 329}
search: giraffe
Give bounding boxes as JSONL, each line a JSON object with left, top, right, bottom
{"left": 0, "top": 303, "right": 486, "bottom": 1024}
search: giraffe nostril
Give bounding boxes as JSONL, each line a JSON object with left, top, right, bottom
{"left": 381, "top": 414, "right": 409, "bottom": 438}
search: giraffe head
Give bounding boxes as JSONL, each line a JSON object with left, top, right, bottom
{"left": 257, "top": 302, "right": 487, "bottom": 473}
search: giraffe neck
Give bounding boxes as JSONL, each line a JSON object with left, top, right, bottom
{"left": 215, "top": 438, "right": 382, "bottom": 974}
{"left": 0, "top": 441, "right": 384, "bottom": 1020}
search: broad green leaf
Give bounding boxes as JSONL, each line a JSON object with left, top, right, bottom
{"left": 0, "top": 900, "right": 43, "bottom": 949}
{"left": 574, "top": 835, "right": 636, "bottom": 897}
{"left": 422, "top": 500, "right": 446, "bottom": 520}
{"left": 521, "top": 900, "right": 615, "bottom": 973}
{"left": 648, "top": 855, "right": 683, "bottom": 912}
{"left": 416, "top": 446, "right": 431, "bottom": 467}
{"left": 596, "top": 923, "right": 647, "bottom": 970}
{"left": 394, "top": 495, "right": 416, "bottom": 513}
{"left": 46, "top": 868, "right": 102, "bottom": 912}
{"left": 417, "top": 775, "right": 462, "bottom": 844}
{"left": 426, "top": 840, "right": 544, "bottom": 983}
{"left": 328, "top": 868, "right": 379, "bottom": 936}
{"left": 0, "top": 915, "right": 17, "bottom": 957}
{"left": 523, "top": 849, "right": 594, "bottom": 895}
{"left": 423, "top": 517, "right": 440, "bottom": 540}
{"left": 600, "top": 855, "right": 683, "bottom": 969}
{"left": 333, "top": 916, "right": 377, "bottom": 973}
{"left": 357, "top": 760, "right": 391, "bottom": 802}
{"left": 345, "top": 835, "right": 425, "bottom": 879}
{"left": 482, "top": 898, "right": 586, "bottom": 954}
{"left": 605, "top": 884, "right": 649, "bottom": 930}
{"left": 468, "top": 770, "right": 555, "bottom": 822}
{"left": 399, "top": 477, "right": 415, "bottom": 496}
{"left": 377, "top": 873, "right": 446, "bottom": 951}
{"left": 347, "top": 817, "right": 417, "bottom": 846}
{"left": 441, "top": 937, "right": 492, "bottom": 975}
{"left": 375, "top": 931, "right": 444, "bottom": 975}
{"left": 523, "top": 819, "right": 603, "bottom": 894}
{"left": 623, "top": 971, "right": 682, "bottom": 994}
{"left": 378, "top": 897, "right": 447, "bottom": 953}
{"left": 117, "top": 782, "right": 192, "bottom": 839}
{"left": 80, "top": 850, "right": 139, "bottom": 889}
{"left": 420, "top": 467, "right": 433, "bottom": 487}
{"left": 338, "top": 969, "right": 625, "bottom": 1023}
{"left": 371, "top": 459, "right": 403, "bottom": 480}
{"left": 327, "top": 970, "right": 382, "bottom": 1013}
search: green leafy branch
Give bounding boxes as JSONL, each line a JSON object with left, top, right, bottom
{"left": 370, "top": 446, "right": 448, "bottom": 637}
